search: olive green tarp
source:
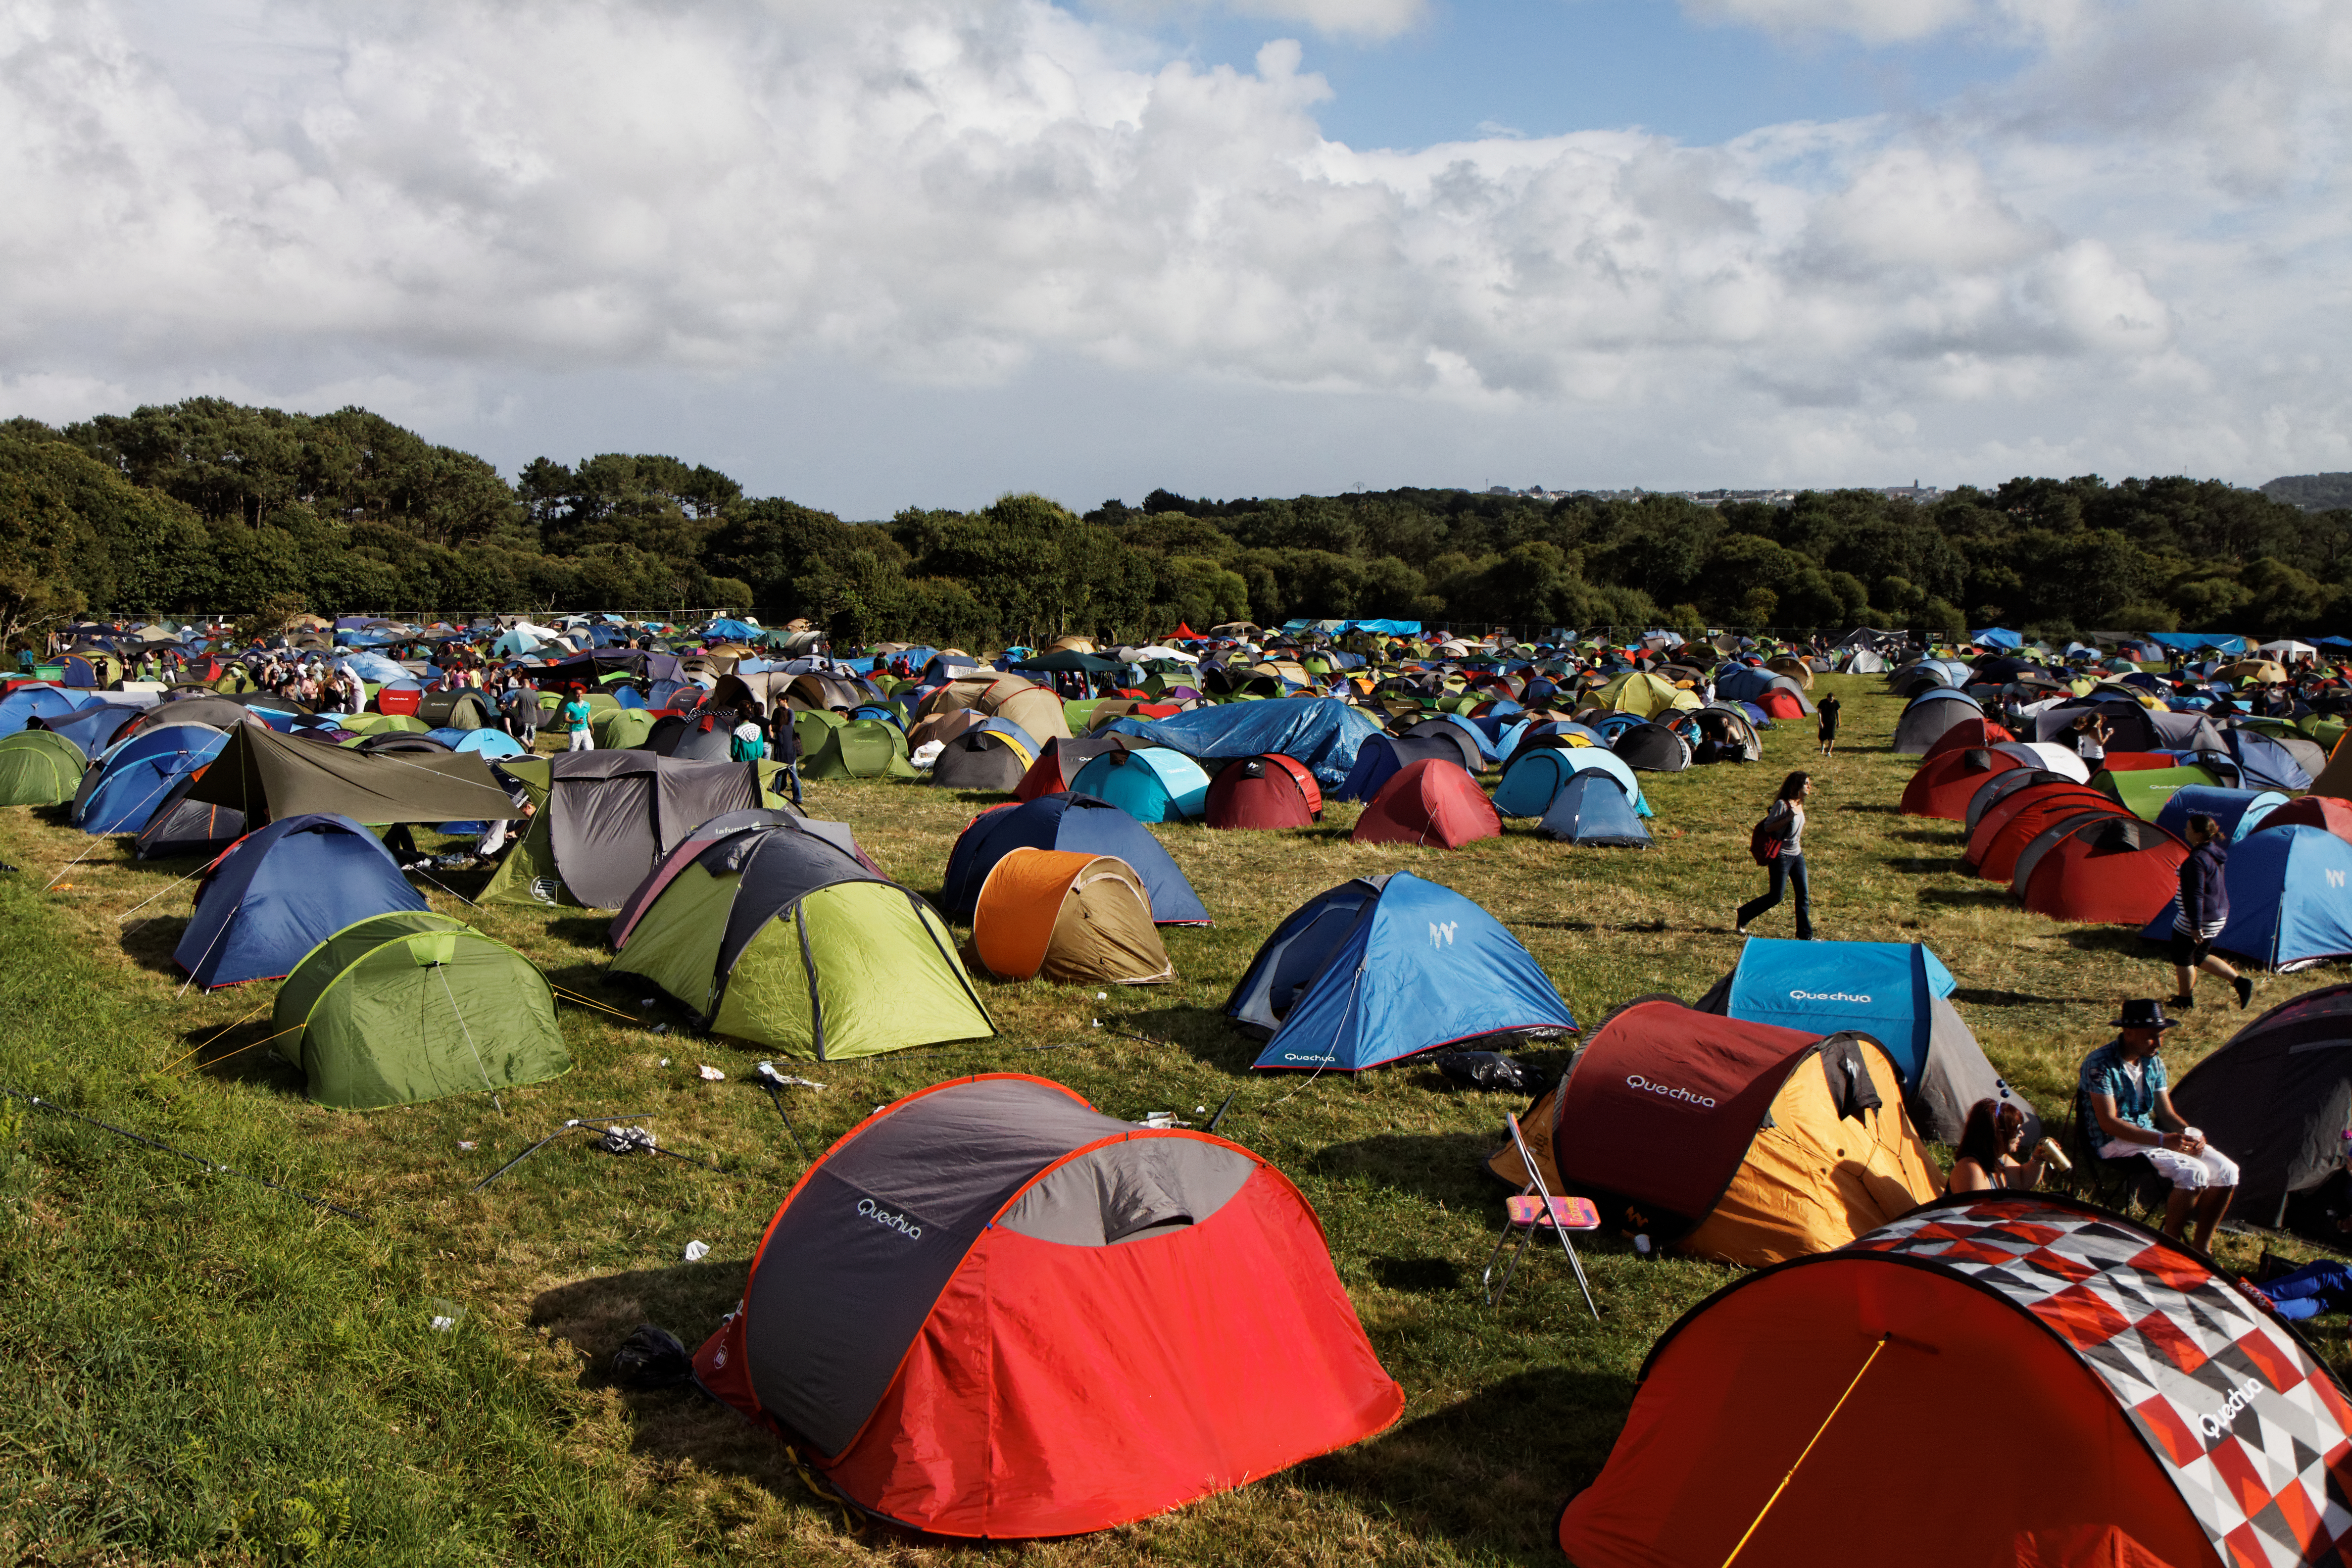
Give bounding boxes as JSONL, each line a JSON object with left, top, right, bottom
{"left": 802, "top": 718, "right": 915, "bottom": 780}
{"left": 273, "top": 911, "right": 570, "bottom": 1109}
{"left": 185, "top": 721, "right": 517, "bottom": 827}
{"left": 0, "top": 730, "right": 89, "bottom": 806}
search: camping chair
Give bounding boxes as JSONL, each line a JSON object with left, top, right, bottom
{"left": 2064, "top": 1088, "right": 2158, "bottom": 1214}
{"left": 1481, "top": 1111, "right": 1601, "bottom": 1319}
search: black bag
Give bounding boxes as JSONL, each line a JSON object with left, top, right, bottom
{"left": 609, "top": 1324, "right": 693, "bottom": 1388}
{"left": 1437, "top": 1051, "right": 1533, "bottom": 1093}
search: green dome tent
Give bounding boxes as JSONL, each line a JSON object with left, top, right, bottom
{"left": 590, "top": 708, "right": 657, "bottom": 750}
{"left": 0, "top": 730, "right": 89, "bottom": 806}
{"left": 612, "top": 819, "right": 991, "bottom": 1061}
{"left": 802, "top": 718, "right": 916, "bottom": 780}
{"left": 273, "top": 911, "right": 571, "bottom": 1109}
{"left": 790, "top": 707, "right": 846, "bottom": 759}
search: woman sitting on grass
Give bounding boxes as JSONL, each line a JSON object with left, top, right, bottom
{"left": 1946, "top": 1098, "right": 2048, "bottom": 1194}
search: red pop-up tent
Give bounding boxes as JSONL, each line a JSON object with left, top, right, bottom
{"left": 1350, "top": 759, "right": 1500, "bottom": 849}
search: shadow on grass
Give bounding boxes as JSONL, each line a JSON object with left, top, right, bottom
{"left": 1124, "top": 1005, "right": 1263, "bottom": 1074}
{"left": 1295, "top": 1365, "right": 1637, "bottom": 1565}
{"left": 1309, "top": 1131, "right": 1500, "bottom": 1207}
{"left": 1954, "top": 985, "right": 2092, "bottom": 1008}
{"left": 1840, "top": 803, "right": 1905, "bottom": 814}
{"left": 1917, "top": 886, "right": 2012, "bottom": 907}
{"left": 1881, "top": 855, "right": 1973, "bottom": 878}
{"left": 2063, "top": 928, "right": 2159, "bottom": 957}
{"left": 121, "top": 914, "right": 189, "bottom": 979}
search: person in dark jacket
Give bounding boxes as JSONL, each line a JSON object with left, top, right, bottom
{"left": 2172, "top": 813, "right": 2253, "bottom": 1009}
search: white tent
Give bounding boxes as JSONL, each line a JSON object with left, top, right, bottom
{"left": 2256, "top": 639, "right": 2317, "bottom": 658}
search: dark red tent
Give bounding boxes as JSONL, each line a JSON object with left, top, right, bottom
{"left": 1205, "top": 753, "right": 1322, "bottom": 830}
{"left": 2018, "top": 815, "right": 2185, "bottom": 924}
{"left": 1349, "top": 759, "right": 1500, "bottom": 849}
{"left": 1918, "top": 716, "right": 2014, "bottom": 759}
{"left": 1900, "top": 746, "right": 2027, "bottom": 820}
{"left": 2256, "top": 795, "right": 2352, "bottom": 847}
{"left": 1965, "top": 784, "right": 2121, "bottom": 878}
{"left": 693, "top": 1075, "right": 1403, "bottom": 1538}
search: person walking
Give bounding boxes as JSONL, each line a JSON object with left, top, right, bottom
{"left": 1736, "top": 771, "right": 1813, "bottom": 939}
{"left": 503, "top": 682, "right": 539, "bottom": 748}
{"left": 561, "top": 685, "right": 595, "bottom": 752}
{"left": 1815, "top": 691, "right": 1840, "bottom": 757}
{"left": 2171, "top": 812, "right": 2253, "bottom": 1010}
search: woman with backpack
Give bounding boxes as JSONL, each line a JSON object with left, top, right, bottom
{"left": 1736, "top": 771, "right": 1813, "bottom": 939}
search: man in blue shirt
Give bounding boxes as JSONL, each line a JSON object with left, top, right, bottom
{"left": 2080, "top": 998, "right": 2238, "bottom": 1250}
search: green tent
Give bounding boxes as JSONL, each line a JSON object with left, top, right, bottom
{"left": 802, "top": 718, "right": 914, "bottom": 780}
{"left": 590, "top": 708, "right": 658, "bottom": 749}
{"left": 272, "top": 911, "right": 570, "bottom": 1109}
{"left": 611, "top": 820, "right": 991, "bottom": 1061}
{"left": 337, "top": 713, "right": 430, "bottom": 736}
{"left": 790, "top": 707, "right": 845, "bottom": 758}
{"left": 0, "top": 730, "right": 88, "bottom": 806}
{"left": 2097, "top": 764, "right": 2222, "bottom": 821}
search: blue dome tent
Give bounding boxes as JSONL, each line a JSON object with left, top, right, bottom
{"left": 1693, "top": 937, "right": 2029, "bottom": 1144}
{"left": 2154, "top": 785, "right": 2286, "bottom": 843}
{"left": 0, "top": 687, "right": 84, "bottom": 736}
{"left": 1535, "top": 772, "right": 1651, "bottom": 848}
{"left": 2140, "top": 826, "right": 2352, "bottom": 972}
{"left": 40, "top": 700, "right": 150, "bottom": 757}
{"left": 1228, "top": 872, "right": 1575, "bottom": 1072}
{"left": 174, "top": 814, "right": 429, "bottom": 989}
{"left": 1069, "top": 747, "right": 1211, "bottom": 823}
{"left": 1332, "top": 735, "right": 1467, "bottom": 803}
{"left": 1491, "top": 745, "right": 1650, "bottom": 819}
{"left": 75, "top": 723, "right": 228, "bottom": 835}
{"left": 941, "top": 792, "right": 1207, "bottom": 924}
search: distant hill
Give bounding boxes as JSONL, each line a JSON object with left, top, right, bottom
{"left": 2262, "top": 473, "right": 2352, "bottom": 511}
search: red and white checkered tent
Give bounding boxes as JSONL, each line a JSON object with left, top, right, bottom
{"left": 1561, "top": 1191, "right": 2352, "bottom": 1567}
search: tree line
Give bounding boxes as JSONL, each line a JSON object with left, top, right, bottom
{"left": 4, "top": 397, "right": 2349, "bottom": 653}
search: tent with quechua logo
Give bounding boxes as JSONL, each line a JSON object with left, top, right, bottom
{"left": 1559, "top": 1191, "right": 2352, "bottom": 1568}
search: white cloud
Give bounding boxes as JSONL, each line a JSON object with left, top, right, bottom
{"left": 1083, "top": 0, "right": 1428, "bottom": 41}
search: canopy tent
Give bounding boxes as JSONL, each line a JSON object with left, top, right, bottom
{"left": 1695, "top": 938, "right": 2030, "bottom": 1143}
{"left": 972, "top": 849, "right": 1174, "bottom": 984}
{"left": 942, "top": 793, "right": 1207, "bottom": 925}
{"left": 173, "top": 814, "right": 430, "bottom": 990}
{"left": 1560, "top": 1192, "right": 2352, "bottom": 1568}
{"left": 1228, "top": 872, "right": 1573, "bottom": 1071}
{"left": 185, "top": 723, "right": 516, "bottom": 827}
{"left": 272, "top": 911, "right": 570, "bottom": 1109}
{"left": 2139, "top": 825, "right": 2352, "bottom": 970}
{"left": 1103, "top": 697, "right": 1381, "bottom": 786}
{"left": 691, "top": 1075, "right": 1402, "bottom": 1538}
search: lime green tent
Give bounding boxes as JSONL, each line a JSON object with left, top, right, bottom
{"left": 591, "top": 708, "right": 657, "bottom": 749}
{"left": 611, "top": 820, "right": 991, "bottom": 1061}
{"left": 803, "top": 718, "right": 915, "bottom": 780}
{"left": 0, "top": 730, "right": 88, "bottom": 805}
{"left": 2097, "top": 764, "right": 2222, "bottom": 821}
{"left": 272, "top": 911, "right": 570, "bottom": 1109}
{"left": 337, "top": 713, "right": 430, "bottom": 735}
{"left": 790, "top": 707, "right": 846, "bottom": 758}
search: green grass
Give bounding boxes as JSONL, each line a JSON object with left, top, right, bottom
{"left": 2, "top": 674, "right": 2346, "bottom": 1566}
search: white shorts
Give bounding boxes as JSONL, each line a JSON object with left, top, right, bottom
{"left": 2104, "top": 1141, "right": 2239, "bottom": 1190}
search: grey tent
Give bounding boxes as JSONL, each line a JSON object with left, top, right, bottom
{"left": 185, "top": 721, "right": 517, "bottom": 827}
{"left": 2172, "top": 984, "right": 2352, "bottom": 1232}
{"left": 481, "top": 751, "right": 784, "bottom": 908}
{"left": 1612, "top": 720, "right": 1692, "bottom": 773}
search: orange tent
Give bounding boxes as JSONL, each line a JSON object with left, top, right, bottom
{"left": 1561, "top": 1192, "right": 2352, "bottom": 1567}
{"left": 973, "top": 849, "right": 1174, "bottom": 985}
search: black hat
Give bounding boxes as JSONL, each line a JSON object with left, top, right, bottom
{"left": 2112, "top": 998, "right": 2182, "bottom": 1032}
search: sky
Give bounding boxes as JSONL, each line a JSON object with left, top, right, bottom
{"left": 1, "top": 0, "right": 2347, "bottom": 518}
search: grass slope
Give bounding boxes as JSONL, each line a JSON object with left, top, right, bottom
{"left": 2, "top": 675, "right": 2346, "bottom": 1566}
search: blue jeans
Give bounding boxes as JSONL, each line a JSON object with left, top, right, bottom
{"left": 1738, "top": 852, "right": 1812, "bottom": 939}
{"left": 2260, "top": 1261, "right": 2352, "bottom": 1321}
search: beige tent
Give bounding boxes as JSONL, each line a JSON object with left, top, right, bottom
{"left": 1047, "top": 635, "right": 1098, "bottom": 654}
{"left": 972, "top": 849, "right": 1173, "bottom": 985}
{"left": 915, "top": 674, "right": 1071, "bottom": 742}
{"left": 1764, "top": 656, "right": 1815, "bottom": 689}
{"left": 907, "top": 708, "right": 989, "bottom": 752}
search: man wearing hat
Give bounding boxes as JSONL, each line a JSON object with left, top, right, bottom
{"left": 2080, "top": 999, "right": 2238, "bottom": 1249}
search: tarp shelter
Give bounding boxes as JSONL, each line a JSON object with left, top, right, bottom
{"left": 929, "top": 721, "right": 1037, "bottom": 792}
{"left": 173, "top": 814, "right": 430, "bottom": 989}
{"left": 2017, "top": 814, "right": 2187, "bottom": 925}
{"left": 1203, "top": 754, "right": 1321, "bottom": 830}
{"left": 75, "top": 723, "right": 227, "bottom": 834}
{"left": 1560, "top": 1192, "right": 2352, "bottom": 1568}
{"left": 1534, "top": 772, "right": 1650, "bottom": 847}
{"left": 612, "top": 820, "right": 991, "bottom": 1060}
{"left": 0, "top": 730, "right": 87, "bottom": 805}
{"left": 690, "top": 1075, "right": 1402, "bottom": 1537}
{"left": 1891, "top": 687, "right": 1983, "bottom": 755}
{"left": 1350, "top": 760, "right": 1501, "bottom": 849}
{"left": 481, "top": 752, "right": 773, "bottom": 909}
{"left": 1070, "top": 746, "right": 1210, "bottom": 823}
{"left": 2172, "top": 984, "right": 2352, "bottom": 1230}
{"left": 135, "top": 774, "right": 244, "bottom": 860}
{"left": 185, "top": 723, "right": 516, "bottom": 828}
{"left": 942, "top": 793, "right": 1207, "bottom": 924}
{"left": 272, "top": 911, "right": 570, "bottom": 1109}
{"left": 1228, "top": 871, "right": 1573, "bottom": 1071}
{"left": 2139, "top": 826, "right": 2352, "bottom": 970}
{"left": 1611, "top": 720, "right": 1692, "bottom": 773}
{"left": 1695, "top": 938, "right": 2030, "bottom": 1143}
{"left": 2154, "top": 784, "right": 2286, "bottom": 843}
{"left": 1491, "top": 745, "right": 1649, "bottom": 819}
{"left": 1102, "top": 697, "right": 1382, "bottom": 786}
{"left": 802, "top": 718, "right": 916, "bottom": 780}
{"left": 1487, "top": 997, "right": 1938, "bottom": 1266}
{"left": 973, "top": 849, "right": 1174, "bottom": 984}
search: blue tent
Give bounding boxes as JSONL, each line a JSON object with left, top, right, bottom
{"left": 339, "top": 652, "right": 410, "bottom": 686}
{"left": 0, "top": 687, "right": 84, "bottom": 736}
{"left": 2141, "top": 826, "right": 2352, "bottom": 970}
{"left": 1535, "top": 772, "right": 1651, "bottom": 847}
{"left": 1103, "top": 697, "right": 1381, "bottom": 785}
{"left": 1332, "top": 734, "right": 1469, "bottom": 803}
{"left": 2155, "top": 785, "right": 2287, "bottom": 843}
{"left": 703, "top": 618, "right": 761, "bottom": 641}
{"left": 173, "top": 814, "right": 429, "bottom": 989}
{"left": 1970, "top": 627, "right": 2024, "bottom": 648}
{"left": 1227, "top": 872, "right": 1574, "bottom": 1072}
{"left": 1421, "top": 710, "right": 1498, "bottom": 762}
{"left": 940, "top": 792, "right": 1207, "bottom": 923}
{"left": 2147, "top": 632, "right": 2250, "bottom": 655}
{"left": 2224, "top": 729, "right": 2311, "bottom": 793}
{"left": 1491, "top": 745, "right": 1650, "bottom": 818}
{"left": 436, "top": 727, "right": 526, "bottom": 759}
{"left": 76, "top": 723, "right": 228, "bottom": 834}
{"left": 41, "top": 701, "right": 147, "bottom": 757}
{"left": 1070, "top": 747, "right": 1211, "bottom": 822}
{"left": 1699, "top": 937, "right": 2027, "bottom": 1142}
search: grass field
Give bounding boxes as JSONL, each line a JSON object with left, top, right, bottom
{"left": 4, "top": 674, "right": 2348, "bottom": 1567}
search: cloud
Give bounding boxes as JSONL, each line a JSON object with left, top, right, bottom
{"left": 1083, "top": 0, "right": 1429, "bottom": 41}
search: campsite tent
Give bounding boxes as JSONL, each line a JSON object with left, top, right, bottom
{"left": 0, "top": 686, "right": 83, "bottom": 736}
{"left": 1400, "top": 715, "right": 1488, "bottom": 772}
{"left": 928, "top": 721, "right": 1037, "bottom": 792}
{"left": 1960, "top": 766, "right": 2072, "bottom": 833}
{"left": 1559, "top": 1192, "right": 2352, "bottom": 1568}
{"left": 942, "top": 793, "right": 1208, "bottom": 924}
{"left": 611, "top": 819, "right": 993, "bottom": 1060}
{"left": 1228, "top": 872, "right": 1573, "bottom": 1070}
{"left": 1534, "top": 773, "right": 1650, "bottom": 847}
{"left": 1487, "top": 997, "right": 1938, "bottom": 1266}
{"left": 135, "top": 775, "right": 244, "bottom": 860}
{"left": 1611, "top": 721, "right": 1692, "bottom": 773}
{"left": 185, "top": 722, "right": 517, "bottom": 827}
{"left": 1965, "top": 785, "right": 2127, "bottom": 880}
{"left": 1203, "top": 754, "right": 1322, "bottom": 830}
{"left": 1694, "top": 938, "right": 2030, "bottom": 1143}
{"left": 2139, "top": 825, "right": 2352, "bottom": 970}
{"left": 173, "top": 814, "right": 430, "bottom": 989}
{"left": 74, "top": 724, "right": 227, "bottom": 834}
{"left": 589, "top": 707, "right": 658, "bottom": 750}
{"left": 2017, "top": 814, "right": 2187, "bottom": 925}
{"left": 1331, "top": 734, "right": 1467, "bottom": 803}
{"left": 1070, "top": 747, "right": 1211, "bottom": 823}
{"left": 916, "top": 674, "right": 1071, "bottom": 743}
{"left": 1900, "top": 746, "right": 2032, "bottom": 820}
{"left": 2100, "top": 764, "right": 2225, "bottom": 822}
{"left": 1673, "top": 703, "right": 1764, "bottom": 764}
{"left": 1891, "top": 687, "right": 1983, "bottom": 755}
{"left": 1012, "top": 735, "right": 1137, "bottom": 802}
{"left": 2172, "top": 984, "right": 2352, "bottom": 1230}
{"left": 415, "top": 689, "right": 498, "bottom": 731}
{"left": 972, "top": 849, "right": 1174, "bottom": 984}
{"left": 802, "top": 718, "right": 916, "bottom": 780}
{"left": 1491, "top": 745, "right": 1648, "bottom": 819}
{"left": 2153, "top": 784, "right": 2286, "bottom": 843}
{"left": 2257, "top": 795, "right": 2352, "bottom": 847}
{"left": 1101, "top": 697, "right": 1382, "bottom": 786}
{"left": 1590, "top": 671, "right": 1699, "bottom": 718}
{"left": 482, "top": 753, "right": 777, "bottom": 908}
{"left": 0, "top": 730, "right": 88, "bottom": 806}
{"left": 1918, "top": 715, "right": 2014, "bottom": 760}
{"left": 1349, "top": 759, "right": 1501, "bottom": 849}
{"left": 690, "top": 1075, "right": 1403, "bottom": 1538}
{"left": 271, "top": 911, "right": 570, "bottom": 1109}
